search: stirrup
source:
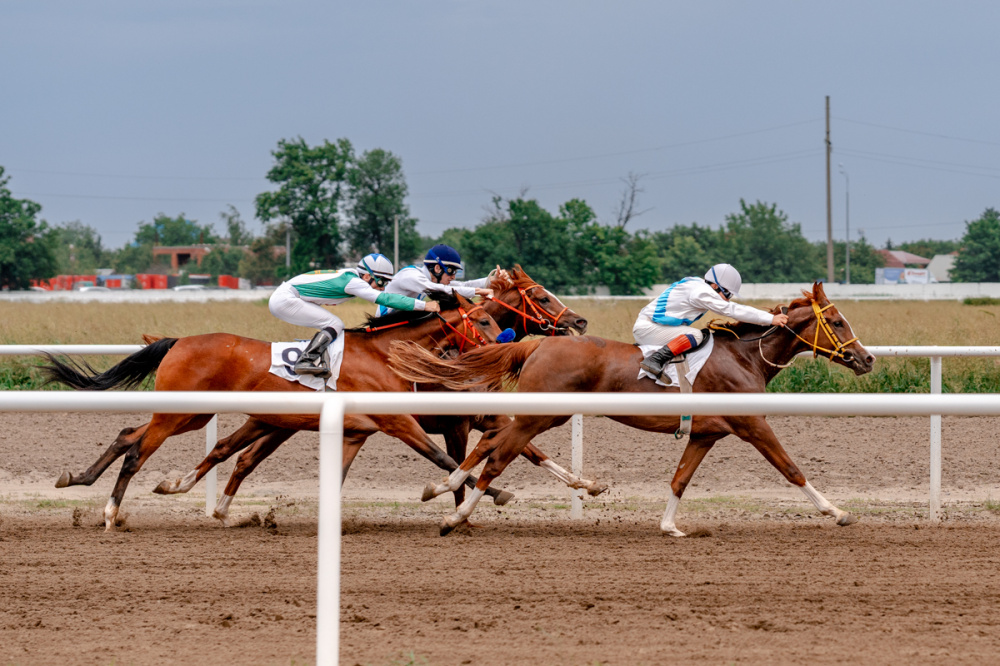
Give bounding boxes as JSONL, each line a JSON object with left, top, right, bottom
{"left": 294, "top": 353, "right": 331, "bottom": 378}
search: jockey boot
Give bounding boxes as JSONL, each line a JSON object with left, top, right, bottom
{"left": 639, "top": 344, "right": 677, "bottom": 378}
{"left": 640, "top": 333, "right": 698, "bottom": 378}
{"left": 294, "top": 329, "right": 336, "bottom": 378}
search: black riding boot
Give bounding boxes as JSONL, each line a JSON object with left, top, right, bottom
{"left": 294, "top": 329, "right": 336, "bottom": 378}
{"left": 639, "top": 344, "right": 677, "bottom": 378}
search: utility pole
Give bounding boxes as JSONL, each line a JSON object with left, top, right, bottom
{"left": 825, "top": 96, "right": 834, "bottom": 283}
{"left": 393, "top": 215, "right": 399, "bottom": 269}
{"left": 285, "top": 222, "right": 291, "bottom": 275}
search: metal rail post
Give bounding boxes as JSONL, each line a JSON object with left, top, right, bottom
{"left": 316, "top": 397, "right": 345, "bottom": 666}
{"left": 929, "top": 357, "right": 942, "bottom": 522}
{"left": 571, "top": 414, "right": 583, "bottom": 519}
{"left": 204, "top": 416, "right": 218, "bottom": 516}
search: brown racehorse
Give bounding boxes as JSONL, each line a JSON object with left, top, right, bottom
{"left": 388, "top": 282, "right": 876, "bottom": 536}
{"left": 42, "top": 292, "right": 512, "bottom": 530}
{"left": 151, "top": 266, "right": 603, "bottom": 525}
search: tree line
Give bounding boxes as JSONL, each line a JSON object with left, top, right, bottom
{"left": 0, "top": 140, "right": 997, "bottom": 292}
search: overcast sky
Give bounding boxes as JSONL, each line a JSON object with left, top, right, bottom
{"left": 4, "top": 1, "right": 999, "bottom": 252}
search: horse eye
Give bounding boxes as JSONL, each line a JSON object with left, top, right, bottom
{"left": 540, "top": 297, "right": 550, "bottom": 304}
{"left": 833, "top": 320, "right": 843, "bottom": 328}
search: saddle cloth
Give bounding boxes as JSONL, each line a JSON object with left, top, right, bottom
{"left": 268, "top": 334, "right": 346, "bottom": 391}
{"left": 637, "top": 334, "right": 714, "bottom": 388}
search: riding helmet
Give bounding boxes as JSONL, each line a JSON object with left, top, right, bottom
{"left": 705, "top": 263, "right": 742, "bottom": 299}
{"left": 424, "top": 244, "right": 462, "bottom": 272}
{"left": 357, "top": 253, "right": 395, "bottom": 281}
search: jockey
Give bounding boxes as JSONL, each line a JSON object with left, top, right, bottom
{"left": 268, "top": 253, "right": 440, "bottom": 377}
{"left": 635, "top": 263, "right": 788, "bottom": 378}
{"left": 375, "top": 244, "right": 506, "bottom": 316}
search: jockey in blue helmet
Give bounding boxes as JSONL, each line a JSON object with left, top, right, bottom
{"left": 377, "top": 244, "right": 507, "bottom": 316}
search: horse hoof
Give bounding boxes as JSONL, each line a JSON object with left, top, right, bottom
{"left": 151, "top": 480, "right": 173, "bottom": 495}
{"left": 837, "top": 512, "right": 858, "bottom": 527}
{"left": 421, "top": 483, "right": 438, "bottom": 503}
{"left": 588, "top": 482, "right": 609, "bottom": 497}
{"left": 440, "top": 520, "right": 457, "bottom": 537}
{"left": 660, "top": 525, "right": 687, "bottom": 537}
{"left": 55, "top": 472, "right": 71, "bottom": 488}
{"left": 492, "top": 490, "right": 514, "bottom": 506}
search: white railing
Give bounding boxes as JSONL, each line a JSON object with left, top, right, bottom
{"left": 3, "top": 390, "right": 1000, "bottom": 666}
{"left": 5, "top": 343, "right": 1000, "bottom": 523}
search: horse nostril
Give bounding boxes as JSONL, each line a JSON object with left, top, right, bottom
{"left": 576, "top": 318, "right": 588, "bottom": 327}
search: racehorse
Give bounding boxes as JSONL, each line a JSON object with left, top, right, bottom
{"left": 388, "top": 282, "right": 876, "bottom": 536}
{"left": 42, "top": 292, "right": 512, "bottom": 530}
{"left": 151, "top": 266, "right": 603, "bottom": 525}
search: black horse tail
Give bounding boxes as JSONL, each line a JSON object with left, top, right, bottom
{"left": 39, "top": 337, "right": 179, "bottom": 391}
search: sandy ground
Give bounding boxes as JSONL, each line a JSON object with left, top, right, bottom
{"left": 4, "top": 412, "right": 1000, "bottom": 665}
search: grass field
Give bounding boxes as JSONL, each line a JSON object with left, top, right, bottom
{"left": 1, "top": 296, "right": 999, "bottom": 392}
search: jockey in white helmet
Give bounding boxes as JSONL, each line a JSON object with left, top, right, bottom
{"left": 376, "top": 244, "right": 506, "bottom": 316}
{"left": 268, "top": 253, "right": 440, "bottom": 377}
{"left": 634, "top": 263, "right": 788, "bottom": 379}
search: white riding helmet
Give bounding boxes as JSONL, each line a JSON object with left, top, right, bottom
{"left": 704, "top": 263, "right": 742, "bottom": 299}
{"left": 357, "top": 253, "right": 395, "bottom": 282}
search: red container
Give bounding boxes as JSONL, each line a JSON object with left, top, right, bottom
{"left": 154, "top": 275, "right": 168, "bottom": 289}
{"left": 218, "top": 275, "right": 239, "bottom": 289}
{"left": 105, "top": 278, "right": 122, "bottom": 289}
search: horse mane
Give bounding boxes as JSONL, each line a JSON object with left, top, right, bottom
{"left": 489, "top": 264, "right": 541, "bottom": 294}
{"left": 709, "top": 291, "right": 816, "bottom": 337}
{"left": 347, "top": 291, "right": 458, "bottom": 333}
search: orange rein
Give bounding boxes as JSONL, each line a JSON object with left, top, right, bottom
{"left": 364, "top": 304, "right": 493, "bottom": 353}
{"left": 487, "top": 284, "right": 569, "bottom": 335}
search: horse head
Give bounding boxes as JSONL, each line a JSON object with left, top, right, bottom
{"left": 781, "top": 282, "right": 875, "bottom": 376}
{"left": 486, "top": 264, "right": 588, "bottom": 337}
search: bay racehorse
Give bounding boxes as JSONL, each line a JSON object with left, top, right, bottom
{"left": 388, "top": 282, "right": 876, "bottom": 535}
{"left": 151, "top": 266, "right": 603, "bottom": 525}
{"left": 42, "top": 292, "right": 514, "bottom": 530}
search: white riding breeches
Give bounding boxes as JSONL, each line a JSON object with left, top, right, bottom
{"left": 633, "top": 317, "right": 704, "bottom": 348}
{"left": 268, "top": 282, "right": 345, "bottom": 336}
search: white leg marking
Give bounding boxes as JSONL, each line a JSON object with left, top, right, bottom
{"left": 540, "top": 459, "right": 600, "bottom": 492}
{"left": 428, "top": 467, "right": 472, "bottom": 498}
{"left": 443, "top": 487, "right": 486, "bottom": 529}
{"left": 104, "top": 497, "right": 118, "bottom": 532}
{"left": 174, "top": 469, "right": 200, "bottom": 493}
{"left": 212, "top": 494, "right": 234, "bottom": 526}
{"left": 659, "top": 493, "right": 686, "bottom": 537}
{"left": 800, "top": 481, "right": 846, "bottom": 520}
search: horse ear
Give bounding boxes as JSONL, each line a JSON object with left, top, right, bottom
{"left": 813, "top": 281, "right": 828, "bottom": 301}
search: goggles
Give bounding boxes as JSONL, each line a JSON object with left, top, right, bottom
{"left": 370, "top": 274, "right": 390, "bottom": 288}
{"left": 432, "top": 259, "right": 459, "bottom": 276}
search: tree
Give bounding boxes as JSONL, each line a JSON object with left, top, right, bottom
{"left": 135, "top": 213, "right": 217, "bottom": 246}
{"left": 0, "top": 167, "right": 58, "bottom": 289}
{"left": 651, "top": 223, "right": 721, "bottom": 280}
{"left": 52, "top": 221, "right": 108, "bottom": 274}
{"left": 828, "top": 236, "right": 884, "bottom": 284}
{"left": 344, "top": 148, "right": 421, "bottom": 264}
{"left": 256, "top": 137, "right": 353, "bottom": 273}
{"left": 238, "top": 223, "right": 287, "bottom": 285}
{"left": 898, "top": 238, "right": 960, "bottom": 259}
{"left": 951, "top": 208, "right": 1000, "bottom": 282}
{"left": 220, "top": 205, "right": 253, "bottom": 246}
{"left": 719, "top": 200, "right": 821, "bottom": 282}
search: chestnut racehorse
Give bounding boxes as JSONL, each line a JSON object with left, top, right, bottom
{"left": 152, "top": 266, "right": 602, "bottom": 525}
{"left": 388, "top": 282, "right": 876, "bottom": 536}
{"left": 42, "top": 292, "right": 513, "bottom": 530}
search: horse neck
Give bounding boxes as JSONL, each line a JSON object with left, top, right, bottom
{"left": 756, "top": 327, "right": 814, "bottom": 383}
{"left": 355, "top": 312, "right": 457, "bottom": 353}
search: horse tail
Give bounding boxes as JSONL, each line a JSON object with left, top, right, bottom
{"left": 388, "top": 338, "right": 543, "bottom": 392}
{"left": 40, "top": 337, "right": 179, "bottom": 391}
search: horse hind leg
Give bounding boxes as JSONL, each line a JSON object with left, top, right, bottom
{"left": 521, "top": 443, "right": 608, "bottom": 497}
{"left": 104, "top": 414, "right": 212, "bottom": 531}
{"left": 661, "top": 433, "right": 723, "bottom": 537}
{"left": 56, "top": 423, "right": 149, "bottom": 488}
{"left": 212, "top": 430, "right": 292, "bottom": 526}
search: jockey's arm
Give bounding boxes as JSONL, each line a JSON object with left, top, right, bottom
{"left": 408, "top": 269, "right": 479, "bottom": 299}
{"left": 344, "top": 277, "right": 426, "bottom": 311}
{"left": 689, "top": 288, "right": 774, "bottom": 327}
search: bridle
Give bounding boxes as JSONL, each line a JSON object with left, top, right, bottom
{"left": 486, "top": 282, "right": 570, "bottom": 335}
{"left": 711, "top": 299, "right": 858, "bottom": 369}
{"left": 363, "top": 303, "right": 496, "bottom": 354}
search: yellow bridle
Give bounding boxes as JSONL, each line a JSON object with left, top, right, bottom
{"left": 785, "top": 300, "right": 859, "bottom": 361}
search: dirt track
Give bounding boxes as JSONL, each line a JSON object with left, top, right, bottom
{"left": 4, "top": 412, "right": 1000, "bottom": 665}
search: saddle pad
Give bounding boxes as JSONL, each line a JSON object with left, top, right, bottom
{"left": 268, "top": 334, "right": 346, "bottom": 391}
{"left": 637, "top": 334, "right": 714, "bottom": 388}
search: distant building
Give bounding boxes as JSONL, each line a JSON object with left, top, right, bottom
{"left": 926, "top": 253, "right": 958, "bottom": 283}
{"left": 152, "top": 245, "right": 213, "bottom": 270}
{"left": 876, "top": 249, "right": 931, "bottom": 268}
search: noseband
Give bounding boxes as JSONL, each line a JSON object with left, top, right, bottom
{"left": 487, "top": 283, "right": 570, "bottom": 335}
{"left": 434, "top": 303, "right": 494, "bottom": 352}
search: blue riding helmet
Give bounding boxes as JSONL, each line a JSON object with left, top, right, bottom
{"left": 424, "top": 244, "right": 462, "bottom": 276}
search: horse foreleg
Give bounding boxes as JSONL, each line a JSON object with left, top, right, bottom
{"left": 212, "top": 429, "right": 293, "bottom": 526}
{"left": 56, "top": 423, "right": 148, "bottom": 488}
{"left": 422, "top": 424, "right": 501, "bottom": 502}
{"left": 105, "top": 414, "right": 212, "bottom": 531}
{"left": 661, "top": 433, "right": 722, "bottom": 537}
{"left": 442, "top": 422, "right": 472, "bottom": 507}
{"left": 737, "top": 417, "right": 856, "bottom": 527}
{"left": 372, "top": 415, "right": 513, "bottom": 506}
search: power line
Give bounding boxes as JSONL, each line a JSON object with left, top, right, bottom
{"left": 837, "top": 149, "right": 1000, "bottom": 180}
{"left": 835, "top": 116, "right": 1000, "bottom": 147}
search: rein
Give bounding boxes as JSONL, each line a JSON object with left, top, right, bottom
{"left": 487, "top": 283, "right": 569, "bottom": 335}
{"left": 434, "top": 304, "right": 493, "bottom": 353}
{"left": 711, "top": 301, "right": 858, "bottom": 369}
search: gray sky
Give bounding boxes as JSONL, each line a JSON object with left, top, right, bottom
{"left": 4, "top": 1, "right": 999, "bottom": 252}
